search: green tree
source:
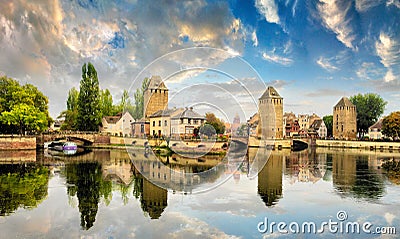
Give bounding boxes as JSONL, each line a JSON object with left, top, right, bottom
{"left": 0, "top": 104, "right": 48, "bottom": 135}
{"left": 323, "top": 115, "right": 333, "bottom": 137}
{"left": 77, "top": 62, "right": 101, "bottom": 131}
{"left": 133, "top": 77, "right": 150, "bottom": 119}
{"left": 382, "top": 111, "right": 400, "bottom": 139}
{"left": 0, "top": 76, "right": 51, "bottom": 134}
{"left": 199, "top": 123, "right": 216, "bottom": 137}
{"left": 60, "top": 87, "right": 79, "bottom": 130}
{"left": 205, "top": 113, "right": 225, "bottom": 135}
{"left": 100, "top": 89, "right": 113, "bottom": 117}
{"left": 114, "top": 89, "right": 135, "bottom": 116}
{"left": 350, "top": 93, "right": 387, "bottom": 137}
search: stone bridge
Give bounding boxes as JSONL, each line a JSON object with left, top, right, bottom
{"left": 36, "top": 132, "right": 110, "bottom": 148}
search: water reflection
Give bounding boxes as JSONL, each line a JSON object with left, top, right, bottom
{"left": 332, "top": 153, "right": 385, "bottom": 201}
{"left": 0, "top": 147, "right": 398, "bottom": 236}
{"left": 0, "top": 163, "right": 49, "bottom": 216}
{"left": 257, "top": 153, "right": 283, "bottom": 207}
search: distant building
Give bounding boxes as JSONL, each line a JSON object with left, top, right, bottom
{"left": 333, "top": 97, "right": 357, "bottom": 140}
{"left": 298, "top": 114, "right": 310, "bottom": 131}
{"left": 100, "top": 111, "right": 134, "bottom": 136}
{"left": 149, "top": 108, "right": 184, "bottom": 138}
{"left": 368, "top": 119, "right": 385, "bottom": 140}
{"left": 309, "top": 113, "right": 321, "bottom": 127}
{"left": 309, "top": 119, "right": 327, "bottom": 138}
{"left": 132, "top": 119, "right": 149, "bottom": 138}
{"left": 231, "top": 113, "right": 241, "bottom": 135}
{"left": 170, "top": 107, "right": 205, "bottom": 138}
{"left": 143, "top": 76, "right": 168, "bottom": 119}
{"left": 50, "top": 120, "right": 63, "bottom": 131}
{"left": 285, "top": 119, "right": 300, "bottom": 137}
{"left": 258, "top": 86, "right": 284, "bottom": 139}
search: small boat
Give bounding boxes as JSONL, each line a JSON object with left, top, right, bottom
{"left": 48, "top": 141, "right": 78, "bottom": 151}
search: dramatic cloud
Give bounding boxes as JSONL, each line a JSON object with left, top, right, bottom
{"left": 375, "top": 32, "right": 400, "bottom": 83}
{"left": 317, "top": 0, "right": 356, "bottom": 49}
{"left": 356, "top": 62, "right": 384, "bottom": 80}
{"left": 255, "top": 0, "right": 280, "bottom": 24}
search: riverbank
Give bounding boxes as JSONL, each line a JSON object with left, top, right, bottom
{"left": 0, "top": 136, "right": 36, "bottom": 150}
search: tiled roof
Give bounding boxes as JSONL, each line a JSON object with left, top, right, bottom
{"left": 310, "top": 119, "right": 323, "bottom": 130}
{"left": 146, "top": 75, "right": 168, "bottom": 90}
{"left": 171, "top": 107, "right": 205, "bottom": 119}
{"left": 259, "top": 86, "right": 282, "bottom": 99}
{"left": 334, "top": 97, "right": 355, "bottom": 108}
{"left": 369, "top": 118, "right": 383, "bottom": 129}
{"left": 149, "top": 108, "right": 184, "bottom": 118}
{"left": 104, "top": 116, "right": 121, "bottom": 124}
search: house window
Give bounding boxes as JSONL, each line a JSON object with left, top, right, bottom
{"left": 140, "top": 124, "right": 144, "bottom": 133}
{"left": 194, "top": 120, "right": 198, "bottom": 124}
{"left": 164, "top": 120, "right": 167, "bottom": 126}
{"left": 188, "top": 119, "right": 191, "bottom": 124}
{"left": 159, "top": 120, "right": 161, "bottom": 126}
{"left": 153, "top": 121, "right": 155, "bottom": 127}
{"left": 180, "top": 119, "right": 184, "bottom": 124}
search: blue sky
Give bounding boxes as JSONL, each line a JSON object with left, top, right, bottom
{"left": 0, "top": 0, "right": 399, "bottom": 120}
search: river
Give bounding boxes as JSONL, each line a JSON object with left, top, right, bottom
{"left": 0, "top": 148, "right": 399, "bottom": 238}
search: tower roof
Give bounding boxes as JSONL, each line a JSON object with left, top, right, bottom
{"left": 334, "top": 97, "right": 355, "bottom": 108}
{"left": 147, "top": 75, "right": 168, "bottom": 90}
{"left": 259, "top": 86, "right": 282, "bottom": 99}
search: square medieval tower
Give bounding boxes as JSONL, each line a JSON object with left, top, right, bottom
{"left": 143, "top": 76, "right": 169, "bottom": 119}
{"left": 258, "top": 86, "right": 283, "bottom": 139}
{"left": 333, "top": 97, "right": 357, "bottom": 140}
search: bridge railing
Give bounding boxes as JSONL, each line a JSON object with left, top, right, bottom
{"left": 41, "top": 131, "right": 100, "bottom": 135}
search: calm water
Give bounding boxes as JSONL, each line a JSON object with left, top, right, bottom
{"left": 0, "top": 147, "right": 399, "bottom": 238}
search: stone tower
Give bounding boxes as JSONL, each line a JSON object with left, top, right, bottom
{"left": 143, "top": 76, "right": 168, "bottom": 119}
{"left": 258, "top": 86, "right": 283, "bottom": 139}
{"left": 333, "top": 97, "right": 357, "bottom": 140}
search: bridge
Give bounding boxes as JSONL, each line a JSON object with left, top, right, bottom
{"left": 36, "top": 132, "right": 111, "bottom": 148}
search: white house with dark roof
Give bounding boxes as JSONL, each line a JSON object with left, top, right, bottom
{"left": 170, "top": 107, "right": 206, "bottom": 137}
{"left": 368, "top": 119, "right": 385, "bottom": 140}
{"left": 100, "top": 111, "right": 134, "bottom": 136}
{"left": 308, "top": 119, "right": 327, "bottom": 138}
{"left": 149, "top": 108, "right": 184, "bottom": 137}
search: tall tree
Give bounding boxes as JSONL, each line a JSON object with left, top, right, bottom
{"left": 60, "top": 87, "right": 79, "bottom": 130}
{"left": 114, "top": 89, "right": 135, "bottom": 116}
{"left": 323, "top": 115, "right": 333, "bottom": 137}
{"left": 133, "top": 77, "right": 149, "bottom": 119}
{"left": 100, "top": 89, "right": 113, "bottom": 117}
{"left": 350, "top": 93, "right": 387, "bottom": 137}
{"left": 205, "top": 112, "right": 225, "bottom": 134}
{"left": 382, "top": 111, "right": 400, "bottom": 139}
{"left": 77, "top": 63, "right": 101, "bottom": 131}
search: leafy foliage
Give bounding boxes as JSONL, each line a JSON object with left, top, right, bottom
{"left": 382, "top": 111, "right": 400, "bottom": 139}
{"left": 59, "top": 87, "right": 79, "bottom": 130}
{"left": 323, "top": 115, "right": 333, "bottom": 137}
{"left": 0, "top": 76, "right": 51, "bottom": 134}
{"left": 205, "top": 113, "right": 225, "bottom": 134}
{"left": 133, "top": 77, "right": 149, "bottom": 119}
{"left": 349, "top": 93, "right": 387, "bottom": 137}
{"left": 199, "top": 123, "right": 216, "bottom": 137}
{"left": 0, "top": 164, "right": 49, "bottom": 216}
{"left": 77, "top": 62, "right": 101, "bottom": 131}
{"left": 100, "top": 89, "right": 114, "bottom": 117}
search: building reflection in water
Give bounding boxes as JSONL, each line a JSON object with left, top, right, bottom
{"left": 257, "top": 153, "right": 283, "bottom": 207}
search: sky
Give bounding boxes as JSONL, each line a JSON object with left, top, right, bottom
{"left": 0, "top": 0, "right": 399, "bottom": 121}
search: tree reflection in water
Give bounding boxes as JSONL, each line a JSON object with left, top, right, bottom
{"left": 64, "top": 162, "right": 112, "bottom": 230}
{"left": 0, "top": 163, "right": 49, "bottom": 216}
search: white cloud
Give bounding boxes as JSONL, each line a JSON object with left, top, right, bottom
{"left": 255, "top": 0, "right": 280, "bottom": 24}
{"left": 375, "top": 32, "right": 400, "bottom": 68}
{"left": 356, "top": 62, "right": 384, "bottom": 80}
{"left": 355, "top": 0, "right": 383, "bottom": 12}
{"left": 251, "top": 30, "right": 258, "bottom": 47}
{"left": 262, "top": 50, "right": 293, "bottom": 66}
{"left": 316, "top": 57, "right": 339, "bottom": 72}
{"left": 384, "top": 69, "right": 395, "bottom": 82}
{"left": 387, "top": 0, "right": 400, "bottom": 8}
{"left": 317, "top": 0, "right": 356, "bottom": 49}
